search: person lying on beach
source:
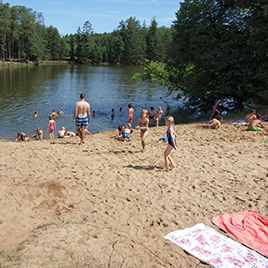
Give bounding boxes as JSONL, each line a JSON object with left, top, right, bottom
{"left": 136, "top": 110, "right": 149, "bottom": 151}
{"left": 57, "top": 109, "right": 64, "bottom": 115}
{"left": 66, "top": 130, "right": 76, "bottom": 137}
{"left": 208, "top": 117, "right": 223, "bottom": 129}
{"left": 50, "top": 110, "right": 59, "bottom": 119}
{"left": 245, "top": 109, "right": 257, "bottom": 123}
{"left": 15, "top": 131, "right": 30, "bottom": 142}
{"left": 117, "top": 125, "right": 132, "bottom": 142}
{"left": 32, "top": 127, "right": 43, "bottom": 140}
{"left": 164, "top": 116, "right": 177, "bottom": 172}
{"left": 261, "top": 110, "right": 268, "bottom": 122}
{"left": 58, "top": 127, "right": 66, "bottom": 138}
{"left": 209, "top": 100, "right": 228, "bottom": 120}
{"left": 247, "top": 115, "right": 264, "bottom": 131}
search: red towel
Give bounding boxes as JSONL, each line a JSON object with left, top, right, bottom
{"left": 211, "top": 210, "right": 268, "bottom": 258}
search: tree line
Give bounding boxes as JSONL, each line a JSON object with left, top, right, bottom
{"left": 135, "top": 0, "right": 268, "bottom": 112}
{"left": 0, "top": 1, "right": 173, "bottom": 64}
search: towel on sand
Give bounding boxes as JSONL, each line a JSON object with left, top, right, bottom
{"left": 212, "top": 210, "right": 268, "bottom": 258}
{"left": 164, "top": 223, "right": 268, "bottom": 268}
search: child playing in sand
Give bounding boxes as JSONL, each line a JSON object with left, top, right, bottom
{"left": 47, "top": 116, "right": 56, "bottom": 139}
{"left": 164, "top": 116, "right": 177, "bottom": 172}
{"left": 58, "top": 126, "right": 66, "bottom": 138}
{"left": 118, "top": 125, "right": 132, "bottom": 142}
{"left": 15, "top": 131, "right": 30, "bottom": 142}
{"left": 136, "top": 110, "right": 149, "bottom": 151}
{"left": 208, "top": 117, "right": 223, "bottom": 129}
{"left": 32, "top": 127, "right": 43, "bottom": 140}
{"left": 155, "top": 106, "right": 163, "bottom": 127}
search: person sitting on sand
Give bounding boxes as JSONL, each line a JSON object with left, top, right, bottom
{"left": 247, "top": 114, "right": 264, "bottom": 131}
{"left": 245, "top": 109, "right": 257, "bottom": 124}
{"left": 58, "top": 127, "right": 66, "bottom": 138}
{"left": 32, "top": 127, "right": 43, "bottom": 140}
{"left": 15, "top": 131, "right": 30, "bottom": 142}
{"left": 209, "top": 100, "right": 228, "bottom": 120}
{"left": 118, "top": 125, "right": 132, "bottom": 142}
{"left": 57, "top": 109, "right": 64, "bottom": 115}
{"left": 208, "top": 117, "right": 223, "bottom": 129}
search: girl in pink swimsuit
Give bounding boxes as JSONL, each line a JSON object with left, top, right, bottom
{"left": 47, "top": 115, "right": 56, "bottom": 139}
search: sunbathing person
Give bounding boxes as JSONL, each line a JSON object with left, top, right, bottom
{"left": 208, "top": 117, "right": 223, "bottom": 129}
{"left": 247, "top": 115, "right": 264, "bottom": 131}
{"left": 245, "top": 109, "right": 257, "bottom": 123}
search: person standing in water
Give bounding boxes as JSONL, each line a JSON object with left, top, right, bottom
{"left": 73, "top": 93, "right": 91, "bottom": 145}
{"left": 128, "top": 104, "right": 135, "bottom": 129}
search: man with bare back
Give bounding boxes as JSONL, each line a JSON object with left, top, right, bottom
{"left": 73, "top": 93, "right": 91, "bottom": 145}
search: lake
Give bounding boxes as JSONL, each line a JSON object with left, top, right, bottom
{"left": 0, "top": 64, "right": 180, "bottom": 140}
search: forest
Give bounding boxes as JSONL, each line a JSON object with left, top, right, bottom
{"left": 0, "top": 1, "right": 173, "bottom": 65}
{"left": 1, "top": 0, "right": 267, "bottom": 112}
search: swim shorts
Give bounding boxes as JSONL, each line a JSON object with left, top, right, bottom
{"left": 123, "top": 133, "right": 131, "bottom": 138}
{"left": 75, "top": 115, "right": 89, "bottom": 128}
{"left": 248, "top": 127, "right": 261, "bottom": 131}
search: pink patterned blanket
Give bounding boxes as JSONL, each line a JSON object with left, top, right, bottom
{"left": 164, "top": 223, "right": 268, "bottom": 268}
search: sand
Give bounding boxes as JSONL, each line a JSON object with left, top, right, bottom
{"left": 0, "top": 122, "right": 267, "bottom": 268}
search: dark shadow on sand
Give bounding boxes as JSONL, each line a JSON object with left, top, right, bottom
{"left": 124, "top": 164, "right": 162, "bottom": 171}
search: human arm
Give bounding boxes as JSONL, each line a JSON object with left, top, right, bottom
{"left": 87, "top": 104, "right": 91, "bottom": 123}
{"left": 73, "top": 103, "right": 78, "bottom": 123}
{"left": 169, "top": 128, "right": 177, "bottom": 150}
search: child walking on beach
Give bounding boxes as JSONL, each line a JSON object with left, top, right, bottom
{"left": 136, "top": 110, "right": 149, "bottom": 151}
{"left": 164, "top": 116, "right": 177, "bottom": 172}
{"left": 47, "top": 115, "right": 56, "bottom": 139}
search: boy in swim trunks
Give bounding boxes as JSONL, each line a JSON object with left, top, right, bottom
{"left": 73, "top": 93, "right": 91, "bottom": 145}
{"left": 15, "top": 131, "right": 30, "bottom": 142}
{"left": 128, "top": 104, "right": 134, "bottom": 129}
{"left": 117, "top": 125, "right": 132, "bottom": 142}
{"left": 247, "top": 114, "right": 264, "bottom": 131}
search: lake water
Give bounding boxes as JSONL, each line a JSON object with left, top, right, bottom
{"left": 0, "top": 64, "right": 180, "bottom": 140}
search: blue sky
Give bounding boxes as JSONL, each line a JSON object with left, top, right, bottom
{"left": 4, "top": 0, "right": 183, "bottom": 36}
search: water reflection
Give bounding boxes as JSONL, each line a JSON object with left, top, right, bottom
{"left": 0, "top": 64, "right": 180, "bottom": 139}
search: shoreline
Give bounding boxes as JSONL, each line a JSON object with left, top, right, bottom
{"left": 0, "top": 121, "right": 267, "bottom": 267}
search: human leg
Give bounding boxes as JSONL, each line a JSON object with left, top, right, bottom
{"left": 164, "top": 145, "right": 174, "bottom": 171}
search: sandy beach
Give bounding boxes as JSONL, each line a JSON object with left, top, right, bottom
{"left": 0, "top": 121, "right": 267, "bottom": 267}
